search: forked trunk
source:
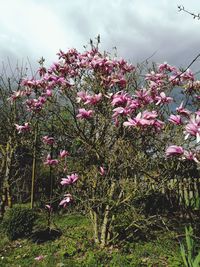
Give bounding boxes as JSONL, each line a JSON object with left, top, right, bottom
{"left": 90, "top": 209, "right": 100, "bottom": 244}
{"left": 100, "top": 182, "right": 115, "bottom": 247}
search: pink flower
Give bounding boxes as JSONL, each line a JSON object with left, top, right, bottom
{"left": 15, "top": 122, "right": 30, "bottom": 133}
{"left": 123, "top": 112, "right": 150, "bottom": 127}
{"left": 99, "top": 166, "right": 105, "bottom": 176}
{"left": 77, "top": 92, "right": 102, "bottom": 105}
{"left": 45, "top": 204, "right": 52, "bottom": 211}
{"left": 165, "top": 145, "right": 184, "bottom": 157}
{"left": 8, "top": 90, "right": 25, "bottom": 103}
{"left": 34, "top": 255, "right": 45, "bottom": 261}
{"left": 123, "top": 111, "right": 159, "bottom": 128}
{"left": 76, "top": 108, "right": 94, "bottom": 119}
{"left": 151, "top": 119, "right": 164, "bottom": 131}
{"left": 111, "top": 91, "right": 129, "bottom": 106}
{"left": 142, "top": 110, "right": 158, "bottom": 120}
{"left": 59, "top": 194, "right": 73, "bottom": 208}
{"left": 59, "top": 150, "right": 70, "bottom": 158}
{"left": 183, "top": 151, "right": 199, "bottom": 163}
{"left": 158, "top": 62, "right": 177, "bottom": 73}
{"left": 61, "top": 173, "right": 79, "bottom": 186}
{"left": 84, "top": 93, "right": 102, "bottom": 105}
{"left": 185, "top": 115, "right": 200, "bottom": 143}
{"left": 180, "top": 69, "right": 194, "bottom": 82}
{"left": 46, "top": 89, "right": 52, "bottom": 97}
{"left": 26, "top": 97, "right": 46, "bottom": 112}
{"left": 112, "top": 107, "right": 130, "bottom": 118}
{"left": 135, "top": 88, "right": 152, "bottom": 105}
{"left": 155, "top": 92, "right": 173, "bottom": 105}
{"left": 76, "top": 91, "right": 88, "bottom": 103}
{"left": 42, "top": 136, "right": 55, "bottom": 145}
{"left": 168, "top": 115, "right": 182, "bottom": 125}
{"left": 176, "top": 102, "right": 191, "bottom": 117}
{"left": 44, "top": 154, "right": 59, "bottom": 166}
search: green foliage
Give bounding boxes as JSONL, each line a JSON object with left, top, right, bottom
{"left": 180, "top": 226, "right": 200, "bottom": 267}
{"left": 2, "top": 206, "right": 37, "bottom": 240}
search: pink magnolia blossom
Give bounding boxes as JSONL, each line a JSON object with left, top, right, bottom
{"left": 176, "top": 102, "right": 191, "bottom": 117}
{"left": 59, "top": 193, "right": 73, "bottom": 208}
{"left": 135, "top": 88, "right": 152, "bottom": 105}
{"left": 15, "top": 122, "right": 30, "bottom": 133}
{"left": 76, "top": 91, "right": 88, "bottom": 103}
{"left": 145, "top": 71, "right": 166, "bottom": 83}
{"left": 26, "top": 97, "right": 46, "bottom": 112}
{"left": 123, "top": 117, "right": 145, "bottom": 127}
{"left": 123, "top": 111, "right": 159, "bottom": 128}
{"left": 44, "top": 154, "right": 59, "bottom": 166}
{"left": 42, "top": 136, "right": 55, "bottom": 145}
{"left": 8, "top": 90, "right": 25, "bottom": 103}
{"left": 142, "top": 110, "right": 158, "bottom": 120}
{"left": 155, "top": 92, "right": 173, "bottom": 105}
{"left": 165, "top": 145, "right": 184, "bottom": 157}
{"left": 76, "top": 108, "right": 94, "bottom": 119}
{"left": 180, "top": 69, "right": 194, "bottom": 82}
{"left": 123, "top": 113, "right": 149, "bottom": 127}
{"left": 112, "top": 107, "right": 130, "bottom": 118}
{"left": 185, "top": 115, "right": 200, "bottom": 143}
{"left": 151, "top": 119, "right": 165, "bottom": 131}
{"left": 183, "top": 150, "right": 199, "bottom": 163}
{"left": 158, "top": 62, "right": 177, "bottom": 73}
{"left": 59, "top": 150, "right": 70, "bottom": 158}
{"left": 168, "top": 115, "right": 182, "bottom": 125}
{"left": 107, "top": 74, "right": 127, "bottom": 88}
{"left": 45, "top": 204, "right": 52, "bottom": 211}
{"left": 61, "top": 173, "right": 79, "bottom": 186}
{"left": 111, "top": 91, "right": 129, "bottom": 106}
{"left": 84, "top": 93, "right": 102, "bottom": 105}
{"left": 45, "top": 89, "right": 52, "bottom": 97}
{"left": 99, "top": 166, "right": 105, "bottom": 176}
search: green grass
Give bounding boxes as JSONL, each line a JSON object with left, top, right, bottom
{"left": 0, "top": 212, "right": 184, "bottom": 267}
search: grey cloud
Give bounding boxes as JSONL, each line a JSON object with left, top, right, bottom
{"left": 0, "top": 0, "right": 200, "bottom": 75}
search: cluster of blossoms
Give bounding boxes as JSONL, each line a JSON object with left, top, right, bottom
{"left": 8, "top": 48, "right": 134, "bottom": 116}
{"left": 40, "top": 133, "right": 80, "bottom": 207}
{"left": 166, "top": 112, "right": 200, "bottom": 162}
{"left": 166, "top": 145, "right": 199, "bottom": 163}
{"left": 10, "top": 45, "right": 200, "bottom": 209}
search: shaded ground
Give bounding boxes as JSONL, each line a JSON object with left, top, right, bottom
{"left": 0, "top": 211, "right": 188, "bottom": 267}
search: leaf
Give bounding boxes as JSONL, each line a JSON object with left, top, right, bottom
{"left": 185, "top": 226, "right": 194, "bottom": 261}
{"left": 180, "top": 244, "right": 189, "bottom": 267}
{"left": 193, "top": 251, "right": 200, "bottom": 267}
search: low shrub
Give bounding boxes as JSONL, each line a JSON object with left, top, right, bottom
{"left": 2, "top": 206, "right": 37, "bottom": 240}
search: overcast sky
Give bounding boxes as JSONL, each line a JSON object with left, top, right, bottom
{"left": 1, "top": 0, "right": 200, "bottom": 73}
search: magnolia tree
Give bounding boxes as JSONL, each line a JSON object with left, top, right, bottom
{"left": 9, "top": 40, "right": 200, "bottom": 247}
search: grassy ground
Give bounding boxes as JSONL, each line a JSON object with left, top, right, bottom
{"left": 0, "top": 212, "right": 184, "bottom": 267}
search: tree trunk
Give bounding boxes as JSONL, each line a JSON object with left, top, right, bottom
{"left": 30, "top": 121, "right": 38, "bottom": 209}
{"left": 1, "top": 138, "right": 14, "bottom": 217}
{"left": 100, "top": 181, "right": 115, "bottom": 248}
{"left": 90, "top": 209, "right": 100, "bottom": 244}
